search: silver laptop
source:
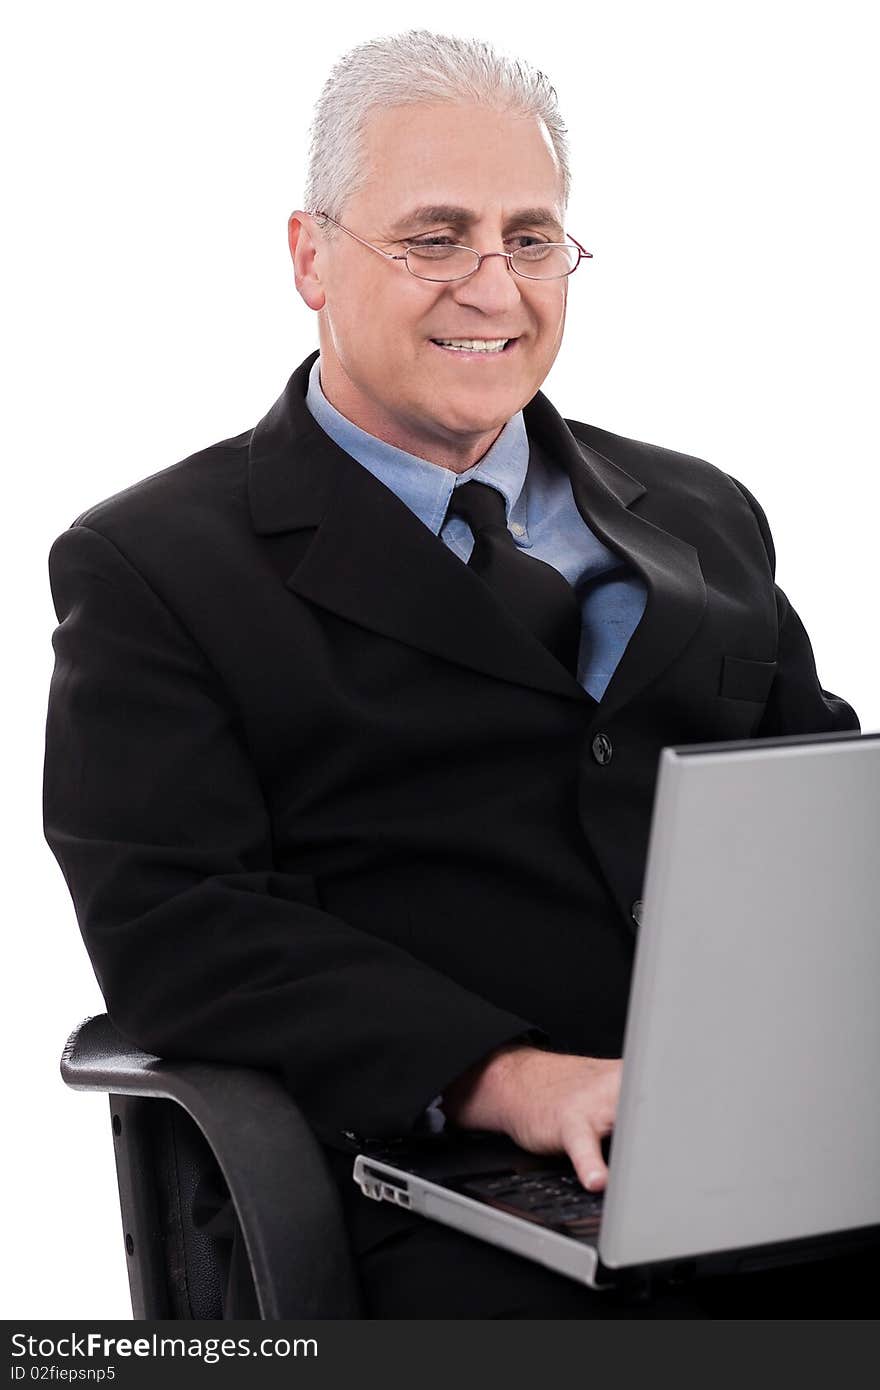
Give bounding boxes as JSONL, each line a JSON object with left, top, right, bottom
{"left": 353, "top": 730, "right": 880, "bottom": 1291}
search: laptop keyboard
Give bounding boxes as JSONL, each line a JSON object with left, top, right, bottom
{"left": 457, "top": 1169, "right": 604, "bottom": 1238}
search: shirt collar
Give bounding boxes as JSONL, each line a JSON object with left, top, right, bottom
{"left": 305, "top": 353, "right": 529, "bottom": 534}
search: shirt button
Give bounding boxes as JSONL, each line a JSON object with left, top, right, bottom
{"left": 591, "top": 733, "right": 613, "bottom": 765}
{"left": 631, "top": 898, "right": 643, "bottom": 928}
{"left": 510, "top": 522, "right": 526, "bottom": 538}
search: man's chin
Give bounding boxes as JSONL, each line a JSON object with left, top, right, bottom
{"left": 426, "top": 411, "right": 512, "bottom": 447}
{"left": 422, "top": 391, "right": 525, "bottom": 440}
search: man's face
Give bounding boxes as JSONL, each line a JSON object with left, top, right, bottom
{"left": 291, "top": 101, "right": 571, "bottom": 469}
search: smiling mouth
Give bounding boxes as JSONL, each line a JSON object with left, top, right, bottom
{"left": 430, "top": 337, "right": 518, "bottom": 355}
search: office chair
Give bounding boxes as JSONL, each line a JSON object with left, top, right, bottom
{"left": 61, "top": 1015, "right": 364, "bottom": 1319}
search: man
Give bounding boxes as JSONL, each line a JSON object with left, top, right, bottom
{"left": 43, "top": 31, "right": 865, "bottom": 1318}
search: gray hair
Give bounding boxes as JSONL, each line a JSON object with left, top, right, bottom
{"left": 303, "top": 30, "right": 570, "bottom": 234}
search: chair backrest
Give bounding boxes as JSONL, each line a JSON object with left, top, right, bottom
{"left": 110, "top": 1094, "right": 229, "bottom": 1318}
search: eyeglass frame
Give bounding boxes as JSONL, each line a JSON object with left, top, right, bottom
{"left": 307, "top": 210, "right": 593, "bottom": 282}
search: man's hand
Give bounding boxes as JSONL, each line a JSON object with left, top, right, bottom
{"left": 442, "top": 1043, "right": 622, "bottom": 1192}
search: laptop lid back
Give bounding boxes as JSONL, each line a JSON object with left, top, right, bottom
{"left": 599, "top": 731, "right": 880, "bottom": 1269}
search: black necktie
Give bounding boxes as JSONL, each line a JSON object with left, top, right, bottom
{"left": 446, "top": 481, "right": 582, "bottom": 676}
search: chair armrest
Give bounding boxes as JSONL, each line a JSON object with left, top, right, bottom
{"left": 62, "top": 1015, "right": 362, "bottom": 1318}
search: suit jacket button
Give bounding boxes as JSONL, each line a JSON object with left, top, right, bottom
{"left": 631, "top": 898, "right": 643, "bottom": 928}
{"left": 591, "top": 733, "right": 613, "bottom": 765}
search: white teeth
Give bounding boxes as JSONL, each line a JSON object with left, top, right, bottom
{"left": 433, "top": 338, "right": 509, "bottom": 352}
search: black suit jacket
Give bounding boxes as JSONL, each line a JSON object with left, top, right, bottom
{"left": 43, "top": 349, "right": 858, "bottom": 1164}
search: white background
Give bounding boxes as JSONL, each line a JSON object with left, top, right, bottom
{"left": 4, "top": 0, "right": 877, "bottom": 1318}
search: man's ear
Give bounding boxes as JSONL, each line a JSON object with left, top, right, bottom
{"left": 288, "top": 211, "right": 326, "bottom": 311}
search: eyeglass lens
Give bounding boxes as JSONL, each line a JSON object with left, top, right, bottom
{"left": 405, "top": 243, "right": 580, "bottom": 282}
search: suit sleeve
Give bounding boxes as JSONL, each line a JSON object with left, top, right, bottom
{"left": 727, "top": 476, "right": 860, "bottom": 737}
{"left": 42, "top": 523, "right": 543, "bottom": 1148}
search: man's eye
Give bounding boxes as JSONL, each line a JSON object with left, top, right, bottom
{"left": 406, "top": 235, "right": 550, "bottom": 248}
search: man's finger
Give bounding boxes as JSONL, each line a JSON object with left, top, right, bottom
{"left": 565, "top": 1131, "right": 608, "bottom": 1191}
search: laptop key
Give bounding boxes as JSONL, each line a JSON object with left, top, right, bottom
{"left": 559, "top": 1216, "right": 602, "bottom": 1237}
{"left": 457, "top": 1168, "right": 605, "bottom": 1235}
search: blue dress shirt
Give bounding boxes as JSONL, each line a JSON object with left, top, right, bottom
{"left": 305, "top": 354, "right": 648, "bottom": 702}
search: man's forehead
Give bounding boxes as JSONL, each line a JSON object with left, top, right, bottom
{"left": 354, "top": 103, "right": 565, "bottom": 231}
{"left": 361, "top": 100, "right": 560, "bottom": 168}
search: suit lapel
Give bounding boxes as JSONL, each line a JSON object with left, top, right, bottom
{"left": 248, "top": 352, "right": 706, "bottom": 716}
{"left": 523, "top": 391, "right": 707, "bottom": 722}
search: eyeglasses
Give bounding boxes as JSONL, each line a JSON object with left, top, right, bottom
{"left": 309, "top": 210, "right": 592, "bottom": 283}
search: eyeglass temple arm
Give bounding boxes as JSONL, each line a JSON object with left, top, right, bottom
{"left": 309, "top": 210, "right": 404, "bottom": 261}
{"left": 566, "top": 232, "right": 593, "bottom": 261}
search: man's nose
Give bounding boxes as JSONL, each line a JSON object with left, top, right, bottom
{"left": 450, "top": 251, "right": 522, "bottom": 313}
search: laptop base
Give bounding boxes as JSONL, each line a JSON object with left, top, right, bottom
{"left": 354, "top": 1142, "right": 880, "bottom": 1295}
